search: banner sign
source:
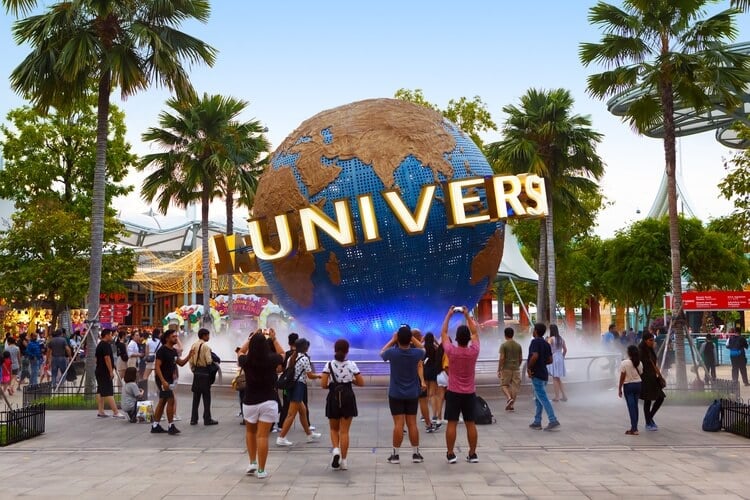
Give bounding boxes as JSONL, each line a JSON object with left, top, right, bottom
{"left": 681, "top": 291, "right": 750, "bottom": 311}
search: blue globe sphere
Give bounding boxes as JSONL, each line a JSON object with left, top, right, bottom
{"left": 252, "top": 99, "right": 503, "bottom": 349}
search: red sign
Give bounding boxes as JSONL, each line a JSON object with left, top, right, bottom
{"left": 680, "top": 291, "right": 750, "bottom": 311}
{"left": 100, "top": 303, "right": 131, "bottom": 323}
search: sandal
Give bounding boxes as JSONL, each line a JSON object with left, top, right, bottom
{"left": 552, "top": 398, "right": 560, "bottom": 402}
{"left": 625, "top": 430, "right": 639, "bottom": 435}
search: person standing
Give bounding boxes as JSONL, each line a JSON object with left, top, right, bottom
{"left": 240, "top": 329, "right": 285, "bottom": 479}
{"left": 498, "top": 327, "right": 522, "bottom": 411}
{"left": 411, "top": 328, "right": 434, "bottom": 433}
{"left": 276, "top": 332, "right": 299, "bottom": 431}
{"left": 187, "top": 328, "right": 218, "bottom": 426}
{"left": 618, "top": 345, "right": 643, "bottom": 435}
{"left": 276, "top": 338, "right": 322, "bottom": 446}
{"left": 321, "top": 339, "right": 364, "bottom": 471}
{"left": 26, "top": 331, "right": 43, "bottom": 386}
{"left": 95, "top": 329, "right": 126, "bottom": 419}
{"left": 114, "top": 330, "right": 129, "bottom": 381}
{"left": 126, "top": 330, "right": 143, "bottom": 371}
{"left": 700, "top": 333, "right": 717, "bottom": 382}
{"left": 47, "top": 329, "right": 71, "bottom": 387}
{"left": 440, "top": 306, "right": 480, "bottom": 464}
{"left": 726, "top": 328, "right": 749, "bottom": 386}
{"left": 547, "top": 324, "right": 568, "bottom": 402}
{"left": 638, "top": 332, "right": 666, "bottom": 431}
{"left": 423, "top": 332, "right": 445, "bottom": 428}
{"left": 380, "top": 325, "right": 426, "bottom": 464}
{"left": 5, "top": 337, "right": 21, "bottom": 390}
{"left": 527, "top": 323, "right": 560, "bottom": 431}
{"left": 151, "top": 329, "right": 188, "bottom": 435}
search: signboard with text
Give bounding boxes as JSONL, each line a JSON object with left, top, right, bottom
{"left": 679, "top": 291, "right": 750, "bottom": 311}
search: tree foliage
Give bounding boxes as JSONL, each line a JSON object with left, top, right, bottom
{"left": 719, "top": 124, "right": 750, "bottom": 249}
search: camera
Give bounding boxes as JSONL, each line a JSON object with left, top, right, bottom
{"left": 453, "top": 306, "right": 464, "bottom": 313}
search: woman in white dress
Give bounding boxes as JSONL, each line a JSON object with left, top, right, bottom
{"left": 547, "top": 324, "right": 568, "bottom": 402}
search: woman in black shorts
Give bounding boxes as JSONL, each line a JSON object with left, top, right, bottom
{"left": 321, "top": 339, "right": 364, "bottom": 471}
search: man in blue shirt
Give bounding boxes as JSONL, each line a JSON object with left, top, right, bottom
{"left": 527, "top": 323, "right": 560, "bottom": 431}
{"left": 25, "top": 331, "right": 43, "bottom": 385}
{"left": 380, "top": 325, "right": 426, "bottom": 464}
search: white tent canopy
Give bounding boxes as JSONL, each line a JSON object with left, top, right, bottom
{"left": 498, "top": 225, "right": 538, "bottom": 283}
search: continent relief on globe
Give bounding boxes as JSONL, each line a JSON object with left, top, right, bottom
{"left": 251, "top": 98, "right": 503, "bottom": 308}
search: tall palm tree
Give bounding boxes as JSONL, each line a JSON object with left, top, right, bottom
{"left": 580, "top": 0, "right": 750, "bottom": 387}
{"left": 139, "top": 94, "right": 263, "bottom": 329}
{"left": 486, "top": 88, "right": 604, "bottom": 325}
{"left": 218, "top": 121, "right": 269, "bottom": 322}
{"left": 3, "top": 0, "right": 215, "bottom": 391}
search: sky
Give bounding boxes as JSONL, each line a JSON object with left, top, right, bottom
{"left": 1, "top": 1, "right": 749, "bottom": 238}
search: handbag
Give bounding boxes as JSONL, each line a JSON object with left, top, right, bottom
{"left": 650, "top": 357, "right": 667, "bottom": 388}
{"left": 232, "top": 369, "right": 246, "bottom": 391}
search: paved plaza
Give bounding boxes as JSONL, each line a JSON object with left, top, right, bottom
{"left": 1, "top": 366, "right": 750, "bottom": 499}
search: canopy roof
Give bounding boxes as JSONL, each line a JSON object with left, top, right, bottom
{"left": 498, "top": 225, "right": 538, "bottom": 283}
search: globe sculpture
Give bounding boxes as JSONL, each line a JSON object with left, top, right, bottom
{"left": 252, "top": 98, "right": 504, "bottom": 349}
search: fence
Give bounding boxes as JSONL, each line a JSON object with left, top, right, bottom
{"left": 23, "top": 382, "right": 119, "bottom": 410}
{"left": 0, "top": 403, "right": 46, "bottom": 446}
{"left": 721, "top": 398, "right": 750, "bottom": 439}
{"left": 663, "top": 378, "right": 740, "bottom": 404}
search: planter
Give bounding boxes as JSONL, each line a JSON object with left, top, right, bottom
{"left": 23, "top": 382, "right": 120, "bottom": 410}
{"left": 0, "top": 403, "right": 45, "bottom": 446}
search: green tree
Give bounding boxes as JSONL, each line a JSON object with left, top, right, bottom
{"left": 3, "top": 0, "right": 215, "bottom": 391}
{"left": 139, "top": 94, "right": 263, "bottom": 326}
{"left": 682, "top": 218, "right": 749, "bottom": 291}
{"left": 719, "top": 124, "right": 750, "bottom": 249}
{"left": 485, "top": 88, "right": 605, "bottom": 325}
{"left": 394, "top": 88, "right": 497, "bottom": 148}
{"left": 580, "top": 0, "right": 750, "bottom": 387}
{"left": 0, "top": 199, "right": 135, "bottom": 331}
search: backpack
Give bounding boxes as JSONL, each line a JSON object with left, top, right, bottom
{"left": 327, "top": 362, "right": 355, "bottom": 410}
{"left": 277, "top": 355, "right": 306, "bottom": 391}
{"left": 474, "top": 395, "right": 495, "bottom": 425}
{"left": 702, "top": 399, "right": 722, "bottom": 432}
{"left": 116, "top": 341, "right": 128, "bottom": 362}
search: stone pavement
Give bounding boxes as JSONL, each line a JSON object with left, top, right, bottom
{"left": 2, "top": 367, "right": 750, "bottom": 499}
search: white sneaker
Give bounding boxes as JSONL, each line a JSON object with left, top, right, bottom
{"left": 332, "top": 447, "right": 341, "bottom": 469}
{"left": 306, "top": 432, "right": 322, "bottom": 442}
{"left": 340, "top": 458, "right": 348, "bottom": 470}
{"left": 309, "top": 425, "right": 316, "bottom": 431}
{"left": 173, "top": 415, "right": 182, "bottom": 421}
{"left": 276, "top": 436, "right": 294, "bottom": 447}
{"left": 255, "top": 470, "right": 268, "bottom": 479}
{"left": 246, "top": 462, "right": 258, "bottom": 475}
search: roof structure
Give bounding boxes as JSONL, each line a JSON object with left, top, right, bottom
{"left": 498, "top": 225, "right": 538, "bottom": 283}
{"left": 606, "top": 41, "right": 750, "bottom": 149}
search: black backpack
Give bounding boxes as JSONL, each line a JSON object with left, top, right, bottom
{"left": 702, "top": 399, "right": 722, "bottom": 432}
{"left": 327, "top": 362, "right": 355, "bottom": 410}
{"left": 116, "top": 341, "right": 128, "bottom": 362}
{"left": 474, "top": 396, "right": 495, "bottom": 425}
{"left": 277, "top": 355, "right": 305, "bottom": 391}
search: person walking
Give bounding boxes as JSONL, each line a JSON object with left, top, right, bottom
{"left": 26, "top": 331, "right": 43, "bottom": 385}
{"left": 547, "top": 324, "right": 568, "bottom": 402}
{"left": 95, "top": 329, "right": 126, "bottom": 419}
{"left": 440, "top": 306, "right": 480, "bottom": 464}
{"left": 618, "top": 345, "right": 643, "bottom": 435}
{"left": 240, "top": 329, "right": 285, "bottom": 479}
{"left": 151, "top": 329, "right": 188, "bottom": 435}
{"left": 276, "top": 332, "right": 299, "bottom": 431}
{"left": 321, "top": 339, "right": 364, "bottom": 471}
{"left": 527, "top": 323, "right": 560, "bottom": 431}
{"left": 700, "top": 333, "right": 717, "bottom": 382}
{"left": 380, "top": 325, "right": 426, "bottom": 464}
{"left": 187, "top": 328, "right": 218, "bottom": 426}
{"left": 276, "top": 338, "right": 322, "bottom": 446}
{"left": 638, "top": 332, "right": 666, "bottom": 431}
{"left": 5, "top": 337, "right": 21, "bottom": 391}
{"left": 411, "top": 328, "right": 434, "bottom": 433}
{"left": 726, "top": 328, "right": 749, "bottom": 386}
{"left": 47, "top": 329, "right": 71, "bottom": 387}
{"left": 498, "top": 327, "right": 522, "bottom": 411}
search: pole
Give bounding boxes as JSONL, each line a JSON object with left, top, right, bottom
{"left": 54, "top": 308, "right": 100, "bottom": 393}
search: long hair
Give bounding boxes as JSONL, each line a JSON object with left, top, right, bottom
{"left": 424, "top": 332, "right": 437, "bottom": 361}
{"left": 248, "top": 331, "right": 270, "bottom": 367}
{"left": 334, "top": 339, "right": 349, "bottom": 362}
{"left": 626, "top": 344, "right": 640, "bottom": 370}
{"left": 638, "top": 332, "right": 655, "bottom": 365}
{"left": 549, "top": 324, "right": 562, "bottom": 349}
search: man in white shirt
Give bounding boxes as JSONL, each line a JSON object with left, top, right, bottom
{"left": 127, "top": 331, "right": 143, "bottom": 370}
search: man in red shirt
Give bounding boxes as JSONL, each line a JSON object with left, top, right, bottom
{"left": 440, "top": 306, "right": 480, "bottom": 464}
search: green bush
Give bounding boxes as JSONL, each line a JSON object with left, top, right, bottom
{"left": 29, "top": 393, "right": 120, "bottom": 410}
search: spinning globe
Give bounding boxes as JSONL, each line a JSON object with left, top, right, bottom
{"left": 252, "top": 98, "right": 504, "bottom": 349}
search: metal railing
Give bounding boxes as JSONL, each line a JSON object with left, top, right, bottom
{"left": 721, "top": 398, "right": 750, "bottom": 438}
{"left": 0, "top": 403, "right": 45, "bottom": 446}
{"left": 23, "top": 382, "right": 120, "bottom": 410}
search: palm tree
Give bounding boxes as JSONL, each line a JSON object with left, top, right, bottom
{"left": 3, "top": 0, "right": 215, "bottom": 391}
{"left": 139, "top": 94, "right": 264, "bottom": 330}
{"left": 580, "top": 0, "right": 750, "bottom": 387}
{"left": 217, "top": 121, "right": 269, "bottom": 322}
{"left": 486, "top": 88, "right": 604, "bottom": 325}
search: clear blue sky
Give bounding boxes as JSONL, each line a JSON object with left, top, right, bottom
{"left": 2, "top": 1, "right": 749, "bottom": 237}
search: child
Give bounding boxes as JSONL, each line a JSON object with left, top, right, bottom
{"left": 121, "top": 367, "right": 144, "bottom": 423}
{"left": 1, "top": 351, "right": 14, "bottom": 395}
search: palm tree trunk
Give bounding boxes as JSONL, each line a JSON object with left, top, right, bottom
{"left": 537, "top": 220, "right": 548, "bottom": 325}
{"left": 226, "top": 189, "right": 234, "bottom": 325}
{"left": 661, "top": 79, "right": 687, "bottom": 389}
{"left": 84, "top": 70, "right": 111, "bottom": 394}
{"left": 201, "top": 192, "right": 212, "bottom": 331}
{"left": 545, "top": 179, "right": 557, "bottom": 325}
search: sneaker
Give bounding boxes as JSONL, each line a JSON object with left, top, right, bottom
{"left": 645, "top": 423, "right": 657, "bottom": 431}
{"left": 466, "top": 453, "right": 479, "bottom": 463}
{"left": 309, "top": 425, "right": 316, "bottom": 431}
{"left": 544, "top": 421, "right": 560, "bottom": 431}
{"left": 446, "top": 452, "right": 457, "bottom": 464}
{"left": 340, "top": 458, "right": 348, "bottom": 470}
{"left": 306, "top": 432, "right": 321, "bottom": 442}
{"left": 96, "top": 413, "right": 110, "bottom": 418}
{"left": 173, "top": 415, "right": 182, "bottom": 421}
{"left": 425, "top": 424, "right": 435, "bottom": 433}
{"left": 246, "top": 462, "right": 258, "bottom": 475}
{"left": 150, "top": 424, "right": 166, "bottom": 433}
{"left": 529, "top": 422, "right": 542, "bottom": 430}
{"left": 168, "top": 424, "right": 181, "bottom": 435}
{"left": 412, "top": 452, "right": 424, "bottom": 463}
{"left": 255, "top": 470, "right": 268, "bottom": 479}
{"left": 650, "top": 421, "right": 658, "bottom": 430}
{"left": 433, "top": 421, "right": 442, "bottom": 431}
{"left": 271, "top": 424, "right": 280, "bottom": 433}
{"left": 387, "top": 454, "right": 400, "bottom": 464}
{"left": 332, "top": 447, "right": 341, "bottom": 469}
{"left": 276, "top": 436, "right": 294, "bottom": 447}
{"left": 112, "top": 413, "right": 126, "bottom": 419}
